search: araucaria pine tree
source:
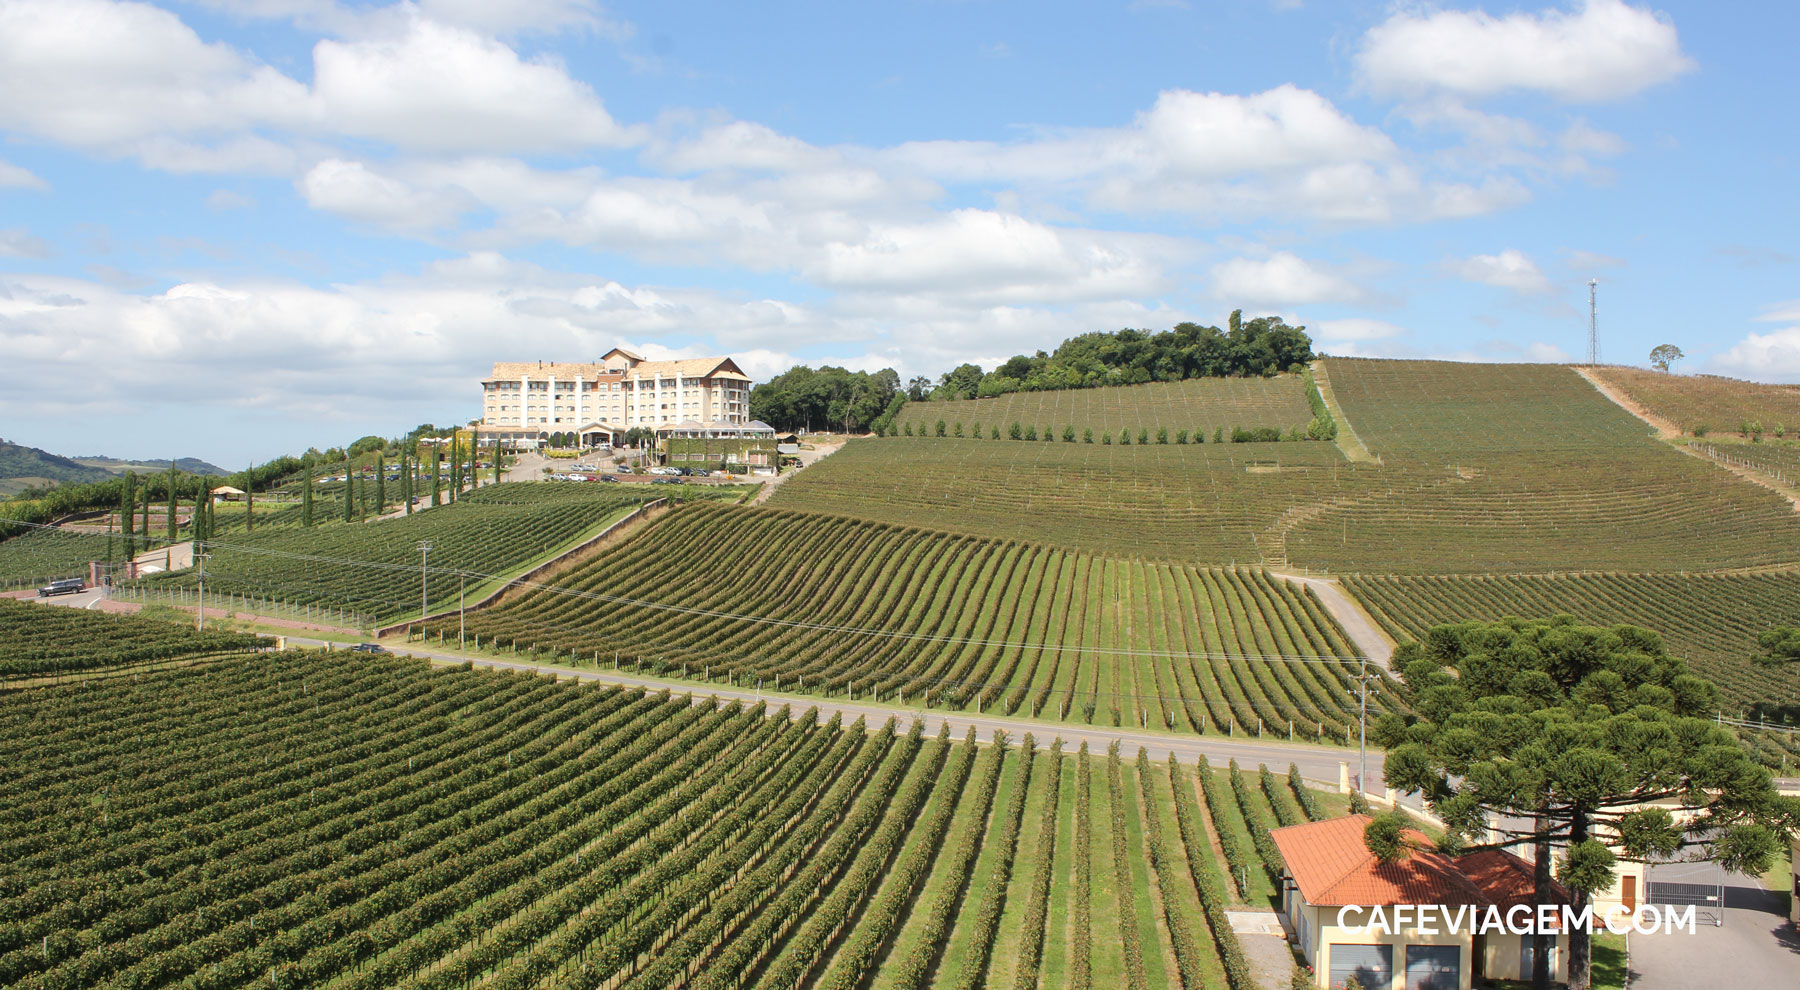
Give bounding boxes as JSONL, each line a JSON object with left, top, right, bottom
{"left": 1371, "top": 617, "right": 1797, "bottom": 990}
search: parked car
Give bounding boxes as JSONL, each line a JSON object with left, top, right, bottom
{"left": 692, "top": 470, "right": 711, "bottom": 478}
{"left": 37, "top": 577, "right": 84, "bottom": 597}
{"left": 599, "top": 475, "right": 620, "bottom": 483}
{"left": 350, "top": 643, "right": 390, "bottom": 654}
{"left": 652, "top": 477, "right": 680, "bottom": 485}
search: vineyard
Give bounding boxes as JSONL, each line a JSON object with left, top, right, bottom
{"left": 0, "top": 528, "right": 106, "bottom": 590}
{"left": 132, "top": 483, "right": 688, "bottom": 624}
{"left": 1340, "top": 572, "right": 1800, "bottom": 767}
{"left": 1587, "top": 365, "right": 1800, "bottom": 436}
{"left": 769, "top": 436, "right": 1369, "bottom": 563}
{"left": 0, "top": 596, "right": 269, "bottom": 678}
{"left": 891, "top": 375, "right": 1315, "bottom": 439}
{"left": 424, "top": 502, "right": 1404, "bottom": 739}
{"left": 0, "top": 651, "right": 1337, "bottom": 990}
{"left": 1285, "top": 359, "right": 1800, "bottom": 573}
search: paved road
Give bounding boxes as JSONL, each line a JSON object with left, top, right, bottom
{"left": 1627, "top": 867, "right": 1797, "bottom": 990}
{"left": 1272, "top": 570, "right": 1397, "bottom": 671}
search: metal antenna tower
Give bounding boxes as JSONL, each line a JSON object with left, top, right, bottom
{"left": 1587, "top": 278, "right": 1599, "bottom": 365}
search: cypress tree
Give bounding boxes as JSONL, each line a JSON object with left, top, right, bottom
{"left": 165, "top": 466, "right": 177, "bottom": 540}
{"left": 121, "top": 472, "right": 136, "bottom": 558}
{"left": 430, "top": 448, "right": 441, "bottom": 507}
{"left": 302, "top": 464, "right": 314, "bottom": 527}
{"left": 375, "top": 454, "right": 386, "bottom": 512}
{"left": 402, "top": 455, "right": 413, "bottom": 515}
{"left": 345, "top": 471, "right": 357, "bottom": 522}
{"left": 494, "top": 445, "right": 502, "bottom": 485}
{"left": 244, "top": 470, "right": 254, "bottom": 533}
{"left": 450, "top": 433, "right": 461, "bottom": 502}
{"left": 469, "top": 430, "right": 480, "bottom": 489}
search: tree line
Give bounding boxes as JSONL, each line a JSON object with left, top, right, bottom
{"left": 747, "top": 313, "right": 1315, "bottom": 434}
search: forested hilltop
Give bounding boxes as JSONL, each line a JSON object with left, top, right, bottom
{"left": 748, "top": 312, "right": 1314, "bottom": 433}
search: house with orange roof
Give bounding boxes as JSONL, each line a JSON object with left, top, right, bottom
{"left": 1272, "top": 815, "right": 1571, "bottom": 989}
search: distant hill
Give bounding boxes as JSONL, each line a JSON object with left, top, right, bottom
{"left": 0, "top": 440, "right": 116, "bottom": 495}
{"left": 0, "top": 440, "right": 227, "bottom": 497}
{"left": 72, "top": 455, "right": 228, "bottom": 476}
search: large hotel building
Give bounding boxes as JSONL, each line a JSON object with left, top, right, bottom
{"left": 479, "top": 348, "right": 771, "bottom": 448}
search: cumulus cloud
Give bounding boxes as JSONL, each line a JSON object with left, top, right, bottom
{"left": 1357, "top": 0, "right": 1694, "bottom": 102}
{"left": 1452, "top": 249, "right": 1553, "bottom": 293}
{"left": 299, "top": 158, "right": 476, "bottom": 230}
{"left": 1209, "top": 252, "right": 1365, "bottom": 307}
{"left": 0, "top": 0, "right": 631, "bottom": 164}
{"left": 1709, "top": 327, "right": 1800, "bottom": 382}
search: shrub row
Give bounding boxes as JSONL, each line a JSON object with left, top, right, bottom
{"left": 1169, "top": 758, "right": 1258, "bottom": 990}
{"left": 1228, "top": 759, "right": 1286, "bottom": 880}
{"left": 889, "top": 419, "right": 1320, "bottom": 444}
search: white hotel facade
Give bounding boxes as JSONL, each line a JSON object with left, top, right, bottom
{"left": 479, "top": 348, "right": 771, "bottom": 448}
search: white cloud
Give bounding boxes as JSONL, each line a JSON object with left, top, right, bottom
{"left": 1561, "top": 248, "right": 1626, "bottom": 271}
{"left": 1757, "top": 300, "right": 1800, "bottom": 323}
{"left": 1452, "top": 249, "right": 1552, "bottom": 293}
{"left": 1209, "top": 252, "right": 1365, "bottom": 307}
{"left": 0, "top": 1, "right": 631, "bottom": 163}
{"left": 1709, "top": 327, "right": 1800, "bottom": 382}
{"left": 0, "top": 158, "right": 48, "bottom": 190}
{"left": 0, "top": 227, "right": 53, "bottom": 258}
{"left": 298, "top": 158, "right": 475, "bottom": 229}
{"left": 1357, "top": 0, "right": 1694, "bottom": 102}
{"left": 809, "top": 209, "right": 1175, "bottom": 305}
{"left": 309, "top": 17, "right": 633, "bottom": 152}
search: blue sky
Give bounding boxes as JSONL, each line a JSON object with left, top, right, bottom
{"left": 1, "top": 0, "right": 1795, "bottom": 465}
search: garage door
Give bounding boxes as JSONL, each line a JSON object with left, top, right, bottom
{"left": 1405, "top": 945, "right": 1461, "bottom": 990}
{"left": 1329, "top": 943, "right": 1392, "bottom": 989}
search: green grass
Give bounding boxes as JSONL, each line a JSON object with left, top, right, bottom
{"left": 893, "top": 374, "right": 1315, "bottom": 438}
{"left": 1591, "top": 930, "right": 1628, "bottom": 990}
{"left": 436, "top": 501, "right": 1404, "bottom": 740}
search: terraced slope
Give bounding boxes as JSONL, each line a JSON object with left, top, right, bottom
{"left": 428, "top": 502, "right": 1404, "bottom": 739}
{"left": 771, "top": 436, "right": 1358, "bottom": 562}
{"left": 1287, "top": 359, "right": 1800, "bottom": 573}
{"left": 1340, "top": 572, "right": 1800, "bottom": 766}
{"left": 0, "top": 652, "right": 1284, "bottom": 990}
{"left": 892, "top": 374, "right": 1314, "bottom": 438}
{"left": 1588, "top": 365, "right": 1800, "bottom": 436}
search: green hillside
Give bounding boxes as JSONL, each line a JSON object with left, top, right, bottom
{"left": 772, "top": 360, "right": 1800, "bottom": 573}
{"left": 0, "top": 440, "right": 115, "bottom": 495}
{"left": 428, "top": 501, "right": 1404, "bottom": 738}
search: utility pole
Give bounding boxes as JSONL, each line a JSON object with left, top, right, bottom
{"left": 194, "top": 550, "right": 211, "bottom": 631}
{"left": 1586, "top": 278, "right": 1600, "bottom": 365}
{"left": 418, "top": 541, "right": 433, "bottom": 620}
{"left": 1356, "top": 655, "right": 1381, "bottom": 802}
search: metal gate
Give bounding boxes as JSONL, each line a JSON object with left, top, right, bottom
{"left": 1645, "top": 880, "right": 1725, "bottom": 927}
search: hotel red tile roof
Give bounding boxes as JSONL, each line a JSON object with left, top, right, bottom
{"left": 1270, "top": 815, "right": 1488, "bottom": 908}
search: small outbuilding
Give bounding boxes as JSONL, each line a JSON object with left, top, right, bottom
{"left": 1273, "top": 815, "right": 1572, "bottom": 990}
{"left": 209, "top": 485, "right": 246, "bottom": 502}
